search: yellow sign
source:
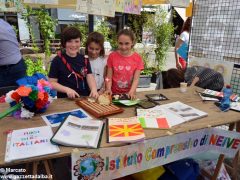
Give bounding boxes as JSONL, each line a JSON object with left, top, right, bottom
{"left": 186, "top": 2, "right": 193, "bottom": 17}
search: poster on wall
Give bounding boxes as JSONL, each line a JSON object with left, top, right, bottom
{"left": 115, "top": 0, "right": 142, "bottom": 15}
{"left": 142, "top": 29, "right": 155, "bottom": 44}
{"left": 0, "top": 0, "right": 19, "bottom": 12}
{"left": 169, "top": 0, "right": 190, "bottom": 7}
{"left": 23, "top": 0, "right": 58, "bottom": 4}
{"left": 189, "top": 57, "right": 234, "bottom": 84}
{"left": 76, "top": 0, "right": 116, "bottom": 17}
{"left": 72, "top": 128, "right": 240, "bottom": 179}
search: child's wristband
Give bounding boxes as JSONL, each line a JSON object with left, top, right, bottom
{"left": 105, "top": 77, "right": 110, "bottom": 82}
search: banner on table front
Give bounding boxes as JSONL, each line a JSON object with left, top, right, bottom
{"left": 72, "top": 128, "right": 240, "bottom": 180}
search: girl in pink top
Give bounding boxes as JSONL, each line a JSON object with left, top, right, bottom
{"left": 105, "top": 29, "right": 144, "bottom": 99}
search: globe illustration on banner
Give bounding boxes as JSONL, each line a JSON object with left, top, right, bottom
{"left": 79, "top": 158, "right": 97, "bottom": 176}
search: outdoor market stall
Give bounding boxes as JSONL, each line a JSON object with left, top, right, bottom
{"left": 0, "top": 87, "right": 239, "bottom": 179}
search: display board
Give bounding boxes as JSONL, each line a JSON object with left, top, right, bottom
{"left": 189, "top": 0, "right": 240, "bottom": 94}
{"left": 115, "top": 0, "right": 142, "bottom": 15}
{"left": 0, "top": 0, "right": 20, "bottom": 12}
{"left": 76, "top": 0, "right": 116, "bottom": 17}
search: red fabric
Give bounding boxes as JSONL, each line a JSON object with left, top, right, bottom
{"left": 178, "top": 57, "right": 187, "bottom": 70}
{"left": 107, "top": 51, "right": 144, "bottom": 94}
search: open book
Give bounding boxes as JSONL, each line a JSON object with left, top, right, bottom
{"left": 137, "top": 102, "right": 208, "bottom": 129}
{"left": 161, "top": 101, "right": 208, "bottom": 123}
{"left": 51, "top": 115, "right": 104, "bottom": 148}
{"left": 107, "top": 116, "right": 145, "bottom": 143}
{"left": 5, "top": 126, "right": 60, "bottom": 162}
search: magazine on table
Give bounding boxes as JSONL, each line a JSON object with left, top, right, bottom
{"left": 51, "top": 115, "right": 104, "bottom": 148}
{"left": 5, "top": 126, "right": 60, "bottom": 162}
{"left": 200, "top": 89, "right": 239, "bottom": 102}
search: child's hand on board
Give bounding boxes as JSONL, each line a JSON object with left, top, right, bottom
{"left": 65, "top": 87, "right": 80, "bottom": 99}
{"left": 128, "top": 90, "right": 136, "bottom": 100}
{"left": 98, "top": 88, "right": 105, "bottom": 95}
{"left": 104, "top": 89, "right": 112, "bottom": 96}
{"left": 89, "top": 90, "right": 99, "bottom": 99}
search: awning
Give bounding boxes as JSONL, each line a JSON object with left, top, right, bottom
{"left": 142, "top": 0, "right": 168, "bottom": 5}
{"left": 174, "top": 7, "right": 187, "bottom": 21}
{"left": 25, "top": 0, "right": 169, "bottom": 9}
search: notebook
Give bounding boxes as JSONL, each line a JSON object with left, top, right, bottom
{"left": 107, "top": 116, "right": 145, "bottom": 143}
{"left": 5, "top": 126, "right": 60, "bottom": 162}
{"left": 51, "top": 115, "right": 104, "bottom": 148}
{"left": 137, "top": 107, "right": 171, "bottom": 129}
{"left": 201, "top": 89, "right": 239, "bottom": 102}
{"left": 42, "top": 108, "right": 92, "bottom": 127}
{"left": 177, "top": 42, "right": 188, "bottom": 60}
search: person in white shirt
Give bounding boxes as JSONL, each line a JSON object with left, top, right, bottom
{"left": 175, "top": 17, "right": 192, "bottom": 70}
{"left": 85, "top": 32, "right": 107, "bottom": 94}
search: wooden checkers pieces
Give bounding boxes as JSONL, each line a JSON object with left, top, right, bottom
{"left": 76, "top": 99, "right": 124, "bottom": 118}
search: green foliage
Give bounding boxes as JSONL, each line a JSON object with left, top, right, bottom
{"left": 12, "top": 25, "right": 19, "bottom": 38}
{"left": 35, "top": 6, "right": 57, "bottom": 58}
{"left": 22, "top": 5, "right": 57, "bottom": 58}
{"left": 144, "top": 8, "right": 174, "bottom": 71}
{"left": 25, "top": 56, "right": 47, "bottom": 76}
{"left": 127, "top": 11, "right": 150, "bottom": 43}
{"left": 95, "top": 20, "right": 111, "bottom": 41}
{"left": 22, "top": 6, "right": 39, "bottom": 53}
{"left": 70, "top": 22, "right": 88, "bottom": 47}
{"left": 129, "top": 8, "right": 174, "bottom": 71}
{"left": 95, "top": 19, "right": 117, "bottom": 50}
{"left": 139, "top": 51, "right": 153, "bottom": 75}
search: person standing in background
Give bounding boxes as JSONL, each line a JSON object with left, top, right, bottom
{"left": 175, "top": 17, "right": 192, "bottom": 71}
{"left": 105, "top": 29, "right": 144, "bottom": 100}
{"left": 0, "top": 19, "right": 26, "bottom": 87}
{"left": 85, "top": 32, "right": 107, "bottom": 95}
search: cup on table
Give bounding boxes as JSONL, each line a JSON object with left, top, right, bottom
{"left": 180, "top": 82, "right": 187, "bottom": 93}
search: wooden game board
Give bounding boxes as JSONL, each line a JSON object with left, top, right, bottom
{"left": 76, "top": 99, "right": 124, "bottom": 118}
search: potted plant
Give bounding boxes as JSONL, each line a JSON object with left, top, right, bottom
{"left": 135, "top": 45, "right": 153, "bottom": 88}
{"left": 129, "top": 8, "right": 174, "bottom": 87}
{"left": 144, "top": 7, "right": 174, "bottom": 71}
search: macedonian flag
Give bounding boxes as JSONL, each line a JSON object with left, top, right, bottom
{"left": 109, "top": 124, "right": 144, "bottom": 137}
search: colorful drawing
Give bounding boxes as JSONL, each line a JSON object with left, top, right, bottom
{"left": 42, "top": 109, "right": 92, "bottom": 127}
{"left": 108, "top": 117, "right": 145, "bottom": 142}
{"left": 72, "top": 153, "right": 104, "bottom": 179}
{"left": 109, "top": 124, "right": 144, "bottom": 137}
{"left": 137, "top": 107, "right": 170, "bottom": 129}
{"left": 115, "top": 0, "right": 142, "bottom": 14}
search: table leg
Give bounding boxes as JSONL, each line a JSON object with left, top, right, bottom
{"left": 43, "top": 160, "right": 51, "bottom": 176}
{"left": 32, "top": 161, "right": 39, "bottom": 179}
{"left": 32, "top": 160, "right": 54, "bottom": 180}
{"left": 201, "top": 122, "right": 239, "bottom": 180}
{"left": 224, "top": 122, "right": 240, "bottom": 180}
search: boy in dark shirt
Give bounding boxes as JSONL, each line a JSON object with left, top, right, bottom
{"left": 48, "top": 27, "right": 98, "bottom": 98}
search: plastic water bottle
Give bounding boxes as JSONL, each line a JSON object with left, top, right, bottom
{"left": 219, "top": 85, "right": 232, "bottom": 111}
